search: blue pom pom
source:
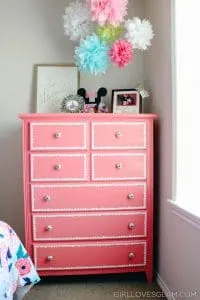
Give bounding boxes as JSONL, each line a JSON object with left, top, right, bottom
{"left": 75, "top": 34, "right": 109, "bottom": 75}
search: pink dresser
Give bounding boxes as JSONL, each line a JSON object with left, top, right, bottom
{"left": 19, "top": 113, "right": 157, "bottom": 283}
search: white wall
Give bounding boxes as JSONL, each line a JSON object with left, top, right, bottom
{"left": 144, "top": 0, "right": 200, "bottom": 299}
{"left": 0, "top": 0, "right": 144, "bottom": 239}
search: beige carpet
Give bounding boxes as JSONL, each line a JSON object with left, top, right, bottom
{"left": 25, "top": 273, "right": 166, "bottom": 300}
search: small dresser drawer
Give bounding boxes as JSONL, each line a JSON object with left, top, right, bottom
{"left": 30, "top": 122, "right": 88, "bottom": 150}
{"left": 92, "top": 122, "right": 146, "bottom": 149}
{"left": 31, "top": 183, "right": 147, "bottom": 212}
{"left": 30, "top": 154, "right": 88, "bottom": 182}
{"left": 92, "top": 153, "right": 146, "bottom": 181}
{"left": 32, "top": 212, "right": 147, "bottom": 241}
{"left": 34, "top": 241, "right": 147, "bottom": 271}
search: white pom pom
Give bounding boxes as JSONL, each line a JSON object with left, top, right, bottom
{"left": 63, "top": 1, "right": 93, "bottom": 42}
{"left": 125, "top": 17, "right": 154, "bottom": 51}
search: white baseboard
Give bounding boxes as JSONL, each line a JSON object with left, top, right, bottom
{"left": 156, "top": 272, "right": 175, "bottom": 300}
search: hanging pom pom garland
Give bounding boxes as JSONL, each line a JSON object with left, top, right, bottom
{"left": 63, "top": 0, "right": 154, "bottom": 75}
{"left": 63, "top": 1, "right": 93, "bottom": 42}
{"left": 125, "top": 17, "right": 154, "bottom": 50}
{"left": 75, "top": 34, "right": 109, "bottom": 75}
{"left": 87, "top": 0, "right": 128, "bottom": 27}
{"left": 109, "top": 40, "right": 133, "bottom": 68}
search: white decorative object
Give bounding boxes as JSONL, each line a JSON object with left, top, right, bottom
{"left": 135, "top": 83, "right": 150, "bottom": 99}
{"left": 36, "top": 64, "right": 79, "bottom": 113}
{"left": 125, "top": 17, "right": 154, "bottom": 51}
{"left": 63, "top": 1, "right": 93, "bottom": 42}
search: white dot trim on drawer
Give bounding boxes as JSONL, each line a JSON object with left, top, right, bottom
{"left": 31, "top": 182, "right": 147, "bottom": 212}
{"left": 92, "top": 153, "right": 147, "bottom": 181}
{"left": 32, "top": 211, "right": 147, "bottom": 241}
{"left": 91, "top": 122, "right": 147, "bottom": 150}
{"left": 34, "top": 241, "right": 147, "bottom": 270}
{"left": 30, "top": 122, "right": 88, "bottom": 150}
{"left": 30, "top": 153, "right": 88, "bottom": 182}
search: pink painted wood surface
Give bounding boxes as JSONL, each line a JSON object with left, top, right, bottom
{"left": 92, "top": 153, "right": 146, "bottom": 180}
{"left": 33, "top": 212, "right": 146, "bottom": 240}
{"left": 30, "top": 122, "right": 88, "bottom": 150}
{"left": 30, "top": 154, "right": 88, "bottom": 181}
{"left": 19, "top": 113, "right": 157, "bottom": 283}
{"left": 92, "top": 122, "right": 146, "bottom": 149}
{"left": 34, "top": 241, "right": 146, "bottom": 270}
{"left": 31, "top": 183, "right": 146, "bottom": 211}
{"left": 19, "top": 113, "right": 157, "bottom": 121}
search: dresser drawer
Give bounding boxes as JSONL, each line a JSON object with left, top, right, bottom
{"left": 30, "top": 154, "right": 88, "bottom": 182}
{"left": 34, "top": 241, "right": 147, "bottom": 271}
{"left": 92, "top": 122, "right": 146, "bottom": 149}
{"left": 92, "top": 153, "right": 146, "bottom": 181}
{"left": 31, "top": 183, "right": 147, "bottom": 212}
{"left": 32, "top": 212, "right": 146, "bottom": 241}
{"left": 30, "top": 122, "right": 88, "bottom": 150}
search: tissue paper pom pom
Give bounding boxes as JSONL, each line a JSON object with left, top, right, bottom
{"left": 87, "top": 0, "right": 128, "bottom": 27}
{"left": 97, "top": 24, "right": 124, "bottom": 43}
{"left": 63, "top": 1, "right": 93, "bottom": 42}
{"left": 109, "top": 40, "right": 133, "bottom": 68}
{"left": 125, "top": 17, "right": 154, "bottom": 50}
{"left": 75, "top": 34, "right": 109, "bottom": 75}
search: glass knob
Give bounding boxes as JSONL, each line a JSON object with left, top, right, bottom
{"left": 47, "top": 255, "right": 53, "bottom": 261}
{"left": 128, "top": 223, "right": 135, "bottom": 229}
{"left": 55, "top": 164, "right": 62, "bottom": 170}
{"left": 44, "top": 195, "right": 51, "bottom": 201}
{"left": 55, "top": 132, "right": 62, "bottom": 138}
{"left": 116, "top": 163, "right": 122, "bottom": 169}
{"left": 46, "top": 225, "right": 53, "bottom": 231}
{"left": 128, "top": 193, "right": 134, "bottom": 200}
{"left": 115, "top": 131, "right": 122, "bottom": 138}
{"left": 128, "top": 252, "right": 135, "bottom": 259}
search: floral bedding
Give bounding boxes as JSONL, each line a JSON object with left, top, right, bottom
{"left": 0, "top": 221, "right": 40, "bottom": 300}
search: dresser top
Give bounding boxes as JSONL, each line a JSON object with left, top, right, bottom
{"left": 19, "top": 113, "right": 157, "bottom": 121}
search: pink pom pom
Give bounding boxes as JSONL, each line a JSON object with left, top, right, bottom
{"left": 109, "top": 39, "right": 134, "bottom": 68}
{"left": 87, "top": 0, "right": 128, "bottom": 27}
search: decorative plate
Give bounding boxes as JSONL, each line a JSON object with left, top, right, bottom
{"left": 61, "top": 95, "right": 85, "bottom": 113}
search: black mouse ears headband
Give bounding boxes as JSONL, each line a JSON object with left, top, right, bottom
{"left": 77, "top": 87, "right": 107, "bottom": 104}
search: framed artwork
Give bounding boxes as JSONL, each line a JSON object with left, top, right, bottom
{"left": 111, "top": 89, "right": 142, "bottom": 114}
{"left": 35, "top": 64, "right": 79, "bottom": 113}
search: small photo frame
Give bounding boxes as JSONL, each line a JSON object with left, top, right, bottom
{"left": 111, "top": 89, "right": 142, "bottom": 114}
{"left": 35, "top": 64, "right": 79, "bottom": 113}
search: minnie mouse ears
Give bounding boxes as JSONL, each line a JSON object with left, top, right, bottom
{"left": 77, "top": 87, "right": 107, "bottom": 105}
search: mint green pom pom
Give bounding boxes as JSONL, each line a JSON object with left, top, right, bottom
{"left": 97, "top": 24, "right": 124, "bottom": 43}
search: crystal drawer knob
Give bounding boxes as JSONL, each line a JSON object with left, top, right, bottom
{"left": 55, "top": 164, "right": 62, "bottom": 170}
{"left": 116, "top": 163, "right": 122, "bottom": 169}
{"left": 46, "top": 225, "right": 53, "bottom": 231}
{"left": 115, "top": 131, "right": 122, "bottom": 138}
{"left": 128, "top": 193, "right": 135, "bottom": 200}
{"left": 47, "top": 255, "right": 53, "bottom": 261}
{"left": 55, "top": 132, "right": 62, "bottom": 138}
{"left": 44, "top": 195, "right": 51, "bottom": 201}
{"left": 128, "top": 252, "right": 135, "bottom": 259}
{"left": 128, "top": 223, "right": 135, "bottom": 229}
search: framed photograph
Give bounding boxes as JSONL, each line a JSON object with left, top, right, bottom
{"left": 111, "top": 89, "right": 142, "bottom": 114}
{"left": 35, "top": 64, "right": 79, "bottom": 113}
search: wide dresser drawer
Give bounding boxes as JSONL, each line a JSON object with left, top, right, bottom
{"left": 30, "top": 154, "right": 88, "bottom": 181}
{"left": 32, "top": 212, "right": 147, "bottom": 241}
{"left": 31, "top": 183, "right": 147, "bottom": 211}
{"left": 30, "top": 122, "right": 88, "bottom": 150}
{"left": 34, "top": 241, "right": 147, "bottom": 271}
{"left": 92, "top": 122, "right": 147, "bottom": 149}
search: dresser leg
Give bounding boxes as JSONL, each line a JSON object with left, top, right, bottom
{"left": 146, "top": 271, "right": 153, "bottom": 284}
